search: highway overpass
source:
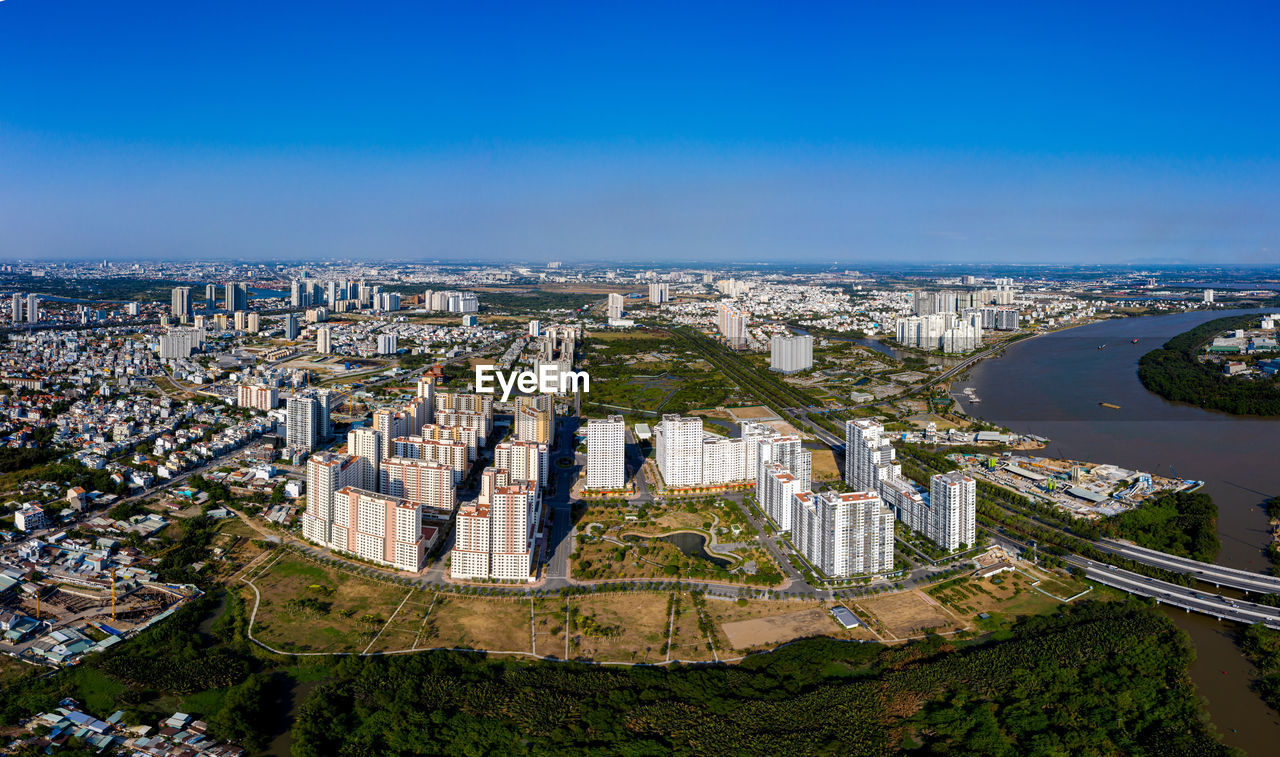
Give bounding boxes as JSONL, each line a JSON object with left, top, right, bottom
{"left": 1076, "top": 557, "right": 1280, "bottom": 628}
{"left": 1097, "top": 538, "right": 1280, "bottom": 595}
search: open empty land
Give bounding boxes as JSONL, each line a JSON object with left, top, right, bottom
{"left": 568, "top": 592, "right": 669, "bottom": 663}
{"left": 854, "top": 589, "right": 964, "bottom": 640}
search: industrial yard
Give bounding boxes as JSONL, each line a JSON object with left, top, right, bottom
{"left": 953, "top": 452, "right": 1201, "bottom": 519}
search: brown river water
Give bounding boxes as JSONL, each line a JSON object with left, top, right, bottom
{"left": 959, "top": 307, "right": 1280, "bottom": 753}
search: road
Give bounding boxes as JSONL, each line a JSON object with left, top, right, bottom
{"left": 982, "top": 525, "right": 1280, "bottom": 627}
{"left": 1079, "top": 557, "right": 1280, "bottom": 629}
{"left": 1097, "top": 538, "right": 1280, "bottom": 595}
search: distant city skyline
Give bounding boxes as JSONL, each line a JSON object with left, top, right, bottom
{"left": 1, "top": 2, "right": 1278, "bottom": 264}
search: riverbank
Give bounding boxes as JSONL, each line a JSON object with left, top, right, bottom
{"left": 1138, "top": 313, "right": 1280, "bottom": 416}
{"left": 959, "top": 306, "right": 1280, "bottom": 754}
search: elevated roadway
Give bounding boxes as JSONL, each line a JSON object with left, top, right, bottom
{"left": 1097, "top": 538, "right": 1280, "bottom": 595}
{"left": 1077, "top": 556, "right": 1280, "bottom": 629}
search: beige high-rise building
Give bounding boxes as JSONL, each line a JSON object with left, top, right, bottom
{"left": 346, "top": 427, "right": 382, "bottom": 492}
{"left": 236, "top": 384, "right": 279, "bottom": 412}
{"left": 301, "top": 452, "right": 360, "bottom": 548}
{"left": 514, "top": 394, "right": 554, "bottom": 445}
{"left": 332, "top": 486, "right": 427, "bottom": 572}
{"left": 316, "top": 326, "right": 332, "bottom": 354}
{"left": 373, "top": 408, "right": 409, "bottom": 459}
{"left": 494, "top": 440, "right": 549, "bottom": 489}
{"left": 452, "top": 480, "right": 539, "bottom": 582}
{"left": 379, "top": 457, "right": 456, "bottom": 515}
{"left": 171, "top": 286, "right": 192, "bottom": 318}
{"left": 391, "top": 436, "right": 469, "bottom": 483}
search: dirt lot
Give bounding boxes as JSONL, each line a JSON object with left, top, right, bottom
{"left": 762, "top": 419, "right": 803, "bottom": 436}
{"left": 569, "top": 592, "right": 670, "bottom": 663}
{"left": 426, "top": 595, "right": 533, "bottom": 653}
{"left": 810, "top": 448, "right": 842, "bottom": 481}
{"left": 726, "top": 405, "right": 779, "bottom": 421}
{"left": 721, "top": 607, "right": 838, "bottom": 649}
{"left": 854, "top": 589, "right": 964, "bottom": 640}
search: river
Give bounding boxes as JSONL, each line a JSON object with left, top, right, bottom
{"left": 957, "top": 307, "right": 1280, "bottom": 753}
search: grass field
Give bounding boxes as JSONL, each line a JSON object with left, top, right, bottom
{"left": 243, "top": 552, "right": 411, "bottom": 653}
{"left": 667, "top": 594, "right": 716, "bottom": 662}
{"left": 927, "top": 567, "right": 1094, "bottom": 632}
{"left": 568, "top": 592, "right": 669, "bottom": 663}
{"left": 426, "top": 595, "right": 533, "bottom": 653}
{"left": 531, "top": 597, "right": 569, "bottom": 659}
{"left": 0, "top": 653, "right": 42, "bottom": 688}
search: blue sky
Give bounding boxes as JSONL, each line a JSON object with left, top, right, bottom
{"left": 1, "top": 1, "right": 1278, "bottom": 264}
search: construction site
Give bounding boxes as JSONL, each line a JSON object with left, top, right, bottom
{"left": 951, "top": 452, "right": 1202, "bottom": 519}
{"left": 2, "top": 578, "right": 200, "bottom": 667}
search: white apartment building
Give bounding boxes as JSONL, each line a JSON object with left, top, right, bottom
{"left": 286, "top": 394, "right": 329, "bottom": 452}
{"left": 756, "top": 431, "right": 811, "bottom": 492}
{"left": 332, "top": 486, "right": 427, "bottom": 572}
{"left": 770, "top": 334, "right": 813, "bottom": 374}
{"left": 316, "top": 326, "right": 332, "bottom": 354}
{"left": 158, "top": 327, "right": 204, "bottom": 359}
{"left": 346, "top": 427, "right": 382, "bottom": 492}
{"left": 760, "top": 464, "right": 804, "bottom": 531}
{"left": 929, "top": 471, "right": 977, "bottom": 552}
{"left": 655, "top": 414, "right": 703, "bottom": 488}
{"left": 452, "top": 480, "right": 540, "bottom": 582}
{"left": 170, "top": 286, "right": 192, "bottom": 318}
{"left": 895, "top": 313, "right": 982, "bottom": 353}
{"left": 716, "top": 302, "right": 749, "bottom": 347}
{"left": 791, "top": 490, "right": 894, "bottom": 578}
{"left": 302, "top": 452, "right": 360, "bottom": 547}
{"left": 648, "top": 282, "right": 670, "bottom": 305}
{"left": 702, "top": 436, "right": 747, "bottom": 485}
{"left": 15, "top": 504, "right": 45, "bottom": 532}
{"left": 379, "top": 457, "right": 456, "bottom": 515}
{"left": 607, "top": 292, "right": 625, "bottom": 320}
{"left": 585, "top": 415, "right": 626, "bottom": 490}
{"left": 847, "top": 418, "right": 967, "bottom": 552}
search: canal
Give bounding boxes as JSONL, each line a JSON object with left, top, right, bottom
{"left": 958, "top": 307, "right": 1280, "bottom": 753}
